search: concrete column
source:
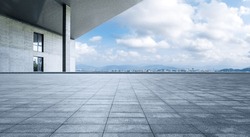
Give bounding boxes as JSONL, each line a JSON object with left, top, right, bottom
{"left": 62, "top": 4, "right": 71, "bottom": 72}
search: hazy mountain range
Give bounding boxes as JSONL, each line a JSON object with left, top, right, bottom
{"left": 220, "top": 68, "right": 250, "bottom": 72}
{"left": 76, "top": 64, "right": 177, "bottom": 72}
{"left": 76, "top": 64, "right": 250, "bottom": 72}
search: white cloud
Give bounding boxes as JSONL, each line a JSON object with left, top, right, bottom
{"left": 116, "top": 50, "right": 141, "bottom": 58}
{"left": 116, "top": 36, "right": 169, "bottom": 50}
{"left": 75, "top": 41, "right": 144, "bottom": 65}
{"left": 193, "top": 0, "right": 244, "bottom": 41}
{"left": 75, "top": 0, "right": 250, "bottom": 69}
{"left": 127, "top": 51, "right": 140, "bottom": 57}
{"left": 184, "top": 38, "right": 214, "bottom": 52}
{"left": 116, "top": 36, "right": 156, "bottom": 48}
{"left": 239, "top": 6, "right": 250, "bottom": 15}
{"left": 75, "top": 42, "right": 96, "bottom": 59}
{"left": 119, "top": 0, "right": 194, "bottom": 39}
{"left": 100, "top": 50, "right": 143, "bottom": 64}
{"left": 114, "top": 0, "right": 250, "bottom": 68}
{"left": 75, "top": 42, "right": 98, "bottom": 64}
{"left": 89, "top": 36, "right": 102, "bottom": 42}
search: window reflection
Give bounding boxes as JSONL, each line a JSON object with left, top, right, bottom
{"left": 33, "top": 57, "right": 43, "bottom": 72}
{"left": 33, "top": 33, "right": 43, "bottom": 52}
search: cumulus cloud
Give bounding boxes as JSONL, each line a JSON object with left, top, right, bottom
{"left": 116, "top": 50, "right": 140, "bottom": 57}
{"left": 75, "top": 42, "right": 170, "bottom": 66}
{"left": 75, "top": 42, "right": 96, "bottom": 55}
{"left": 115, "top": 0, "right": 250, "bottom": 68}
{"left": 119, "top": 0, "right": 194, "bottom": 39}
{"left": 194, "top": 1, "right": 244, "bottom": 41}
{"left": 116, "top": 36, "right": 169, "bottom": 50}
{"left": 239, "top": 6, "right": 250, "bottom": 15}
{"left": 75, "top": 41, "right": 144, "bottom": 65}
{"left": 75, "top": 42, "right": 97, "bottom": 64}
{"left": 89, "top": 36, "right": 102, "bottom": 42}
{"left": 184, "top": 38, "right": 214, "bottom": 52}
{"left": 75, "top": 0, "right": 250, "bottom": 68}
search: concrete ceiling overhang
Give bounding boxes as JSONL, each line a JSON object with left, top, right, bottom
{"left": 0, "top": 0, "right": 141, "bottom": 39}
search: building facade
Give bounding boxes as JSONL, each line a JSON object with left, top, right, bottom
{"left": 0, "top": 15, "right": 71, "bottom": 72}
{"left": 0, "top": 0, "right": 141, "bottom": 72}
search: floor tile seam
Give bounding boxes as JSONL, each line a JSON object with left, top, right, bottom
{"left": 16, "top": 85, "right": 87, "bottom": 117}
{"left": 3, "top": 131, "right": 105, "bottom": 133}
{"left": 104, "top": 123, "right": 204, "bottom": 126}
{"left": 57, "top": 123, "right": 152, "bottom": 125}
{"left": 154, "top": 133, "right": 207, "bottom": 136}
{"left": 4, "top": 122, "right": 221, "bottom": 125}
{"left": 0, "top": 101, "right": 63, "bottom": 133}
{"left": 106, "top": 116, "right": 148, "bottom": 118}
{"left": 15, "top": 124, "right": 107, "bottom": 125}
{"left": 0, "top": 90, "right": 63, "bottom": 117}
{"left": 8, "top": 81, "right": 97, "bottom": 135}
{"left": 45, "top": 124, "right": 154, "bottom": 125}
{"left": 71, "top": 116, "right": 146, "bottom": 118}
{"left": 54, "top": 131, "right": 152, "bottom": 133}
{"left": 51, "top": 132, "right": 153, "bottom": 134}
{"left": 47, "top": 98, "right": 98, "bottom": 135}
{"left": 0, "top": 133, "right": 52, "bottom": 135}
{"left": 233, "top": 108, "right": 250, "bottom": 114}
{"left": 104, "top": 131, "right": 153, "bottom": 133}
{"left": 147, "top": 79, "right": 209, "bottom": 114}
{"left": 137, "top": 78, "right": 206, "bottom": 136}
{"left": 200, "top": 90, "right": 241, "bottom": 104}
{"left": 48, "top": 133, "right": 104, "bottom": 134}
{"left": 169, "top": 96, "right": 232, "bottom": 136}
{"left": 192, "top": 93, "right": 247, "bottom": 108}
{"left": 50, "top": 78, "right": 115, "bottom": 137}
{"left": 3, "top": 131, "right": 57, "bottom": 133}
{"left": 14, "top": 123, "right": 93, "bottom": 125}
{"left": 105, "top": 123, "right": 149, "bottom": 125}
{"left": 140, "top": 131, "right": 206, "bottom": 134}
{"left": 203, "top": 133, "right": 250, "bottom": 136}
{"left": 128, "top": 76, "right": 156, "bottom": 137}
{"left": 101, "top": 78, "right": 121, "bottom": 137}
{"left": 190, "top": 123, "right": 250, "bottom": 126}
{"left": 182, "top": 88, "right": 240, "bottom": 115}
{"left": 143, "top": 79, "right": 222, "bottom": 134}
{"left": 28, "top": 90, "right": 80, "bottom": 116}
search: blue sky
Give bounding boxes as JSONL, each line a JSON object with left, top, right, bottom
{"left": 76, "top": 0, "right": 250, "bottom": 69}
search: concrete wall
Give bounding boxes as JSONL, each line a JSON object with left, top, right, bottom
{"left": 0, "top": 15, "right": 75, "bottom": 72}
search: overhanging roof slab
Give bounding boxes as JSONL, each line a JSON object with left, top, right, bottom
{"left": 0, "top": 0, "right": 142, "bottom": 39}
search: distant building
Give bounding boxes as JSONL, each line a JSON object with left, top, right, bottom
{"left": 0, "top": 0, "right": 141, "bottom": 72}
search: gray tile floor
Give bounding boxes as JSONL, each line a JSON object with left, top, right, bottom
{"left": 0, "top": 74, "right": 250, "bottom": 137}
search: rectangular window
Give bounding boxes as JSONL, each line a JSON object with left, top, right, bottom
{"left": 33, "top": 57, "right": 43, "bottom": 72}
{"left": 33, "top": 32, "right": 43, "bottom": 52}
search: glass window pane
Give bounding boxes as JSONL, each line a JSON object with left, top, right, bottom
{"left": 33, "top": 57, "right": 38, "bottom": 71}
{"left": 38, "top": 57, "right": 43, "bottom": 72}
{"left": 33, "top": 57, "right": 43, "bottom": 72}
{"left": 33, "top": 45, "right": 38, "bottom": 51}
{"left": 33, "top": 33, "right": 43, "bottom": 52}
{"left": 38, "top": 34, "right": 42, "bottom": 43}
{"left": 38, "top": 46, "right": 42, "bottom": 52}
{"left": 33, "top": 33, "right": 38, "bottom": 42}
